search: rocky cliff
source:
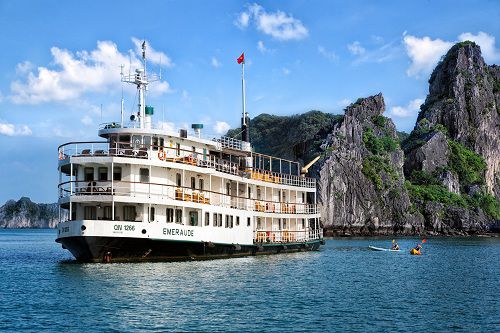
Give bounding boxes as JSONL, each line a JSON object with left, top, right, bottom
{"left": 0, "top": 197, "right": 59, "bottom": 228}
{"left": 403, "top": 41, "right": 500, "bottom": 234}
{"left": 318, "top": 94, "right": 424, "bottom": 235}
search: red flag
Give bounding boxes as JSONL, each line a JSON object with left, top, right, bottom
{"left": 237, "top": 52, "right": 245, "bottom": 64}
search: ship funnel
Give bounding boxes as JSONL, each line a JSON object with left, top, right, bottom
{"left": 192, "top": 124, "right": 203, "bottom": 138}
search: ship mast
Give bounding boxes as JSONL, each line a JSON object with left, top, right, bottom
{"left": 121, "top": 40, "right": 158, "bottom": 129}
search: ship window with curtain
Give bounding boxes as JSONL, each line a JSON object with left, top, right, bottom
{"left": 98, "top": 167, "right": 108, "bottom": 181}
{"left": 213, "top": 213, "right": 217, "bottom": 227}
{"left": 113, "top": 167, "right": 122, "bottom": 181}
{"left": 225, "top": 215, "right": 229, "bottom": 228}
{"left": 226, "top": 182, "right": 230, "bottom": 195}
{"left": 199, "top": 179, "right": 204, "bottom": 191}
{"left": 205, "top": 212, "right": 210, "bottom": 226}
{"left": 84, "top": 206, "right": 96, "bottom": 220}
{"left": 189, "top": 211, "right": 198, "bottom": 226}
{"left": 123, "top": 206, "right": 136, "bottom": 221}
{"left": 218, "top": 213, "right": 222, "bottom": 227}
{"left": 84, "top": 168, "right": 94, "bottom": 181}
{"left": 149, "top": 207, "right": 155, "bottom": 222}
{"left": 176, "top": 173, "right": 182, "bottom": 187}
{"left": 166, "top": 208, "right": 174, "bottom": 223}
{"left": 175, "top": 209, "right": 183, "bottom": 224}
{"left": 103, "top": 206, "right": 112, "bottom": 220}
{"left": 191, "top": 177, "right": 195, "bottom": 190}
{"left": 140, "top": 168, "right": 149, "bottom": 183}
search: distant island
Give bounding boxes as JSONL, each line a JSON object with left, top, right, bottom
{"left": 3, "top": 41, "right": 499, "bottom": 235}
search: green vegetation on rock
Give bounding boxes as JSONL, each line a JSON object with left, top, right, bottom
{"left": 448, "top": 140, "right": 487, "bottom": 186}
{"left": 362, "top": 128, "right": 398, "bottom": 155}
{"left": 405, "top": 182, "right": 468, "bottom": 208}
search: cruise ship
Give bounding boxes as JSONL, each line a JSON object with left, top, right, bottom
{"left": 55, "top": 43, "right": 323, "bottom": 262}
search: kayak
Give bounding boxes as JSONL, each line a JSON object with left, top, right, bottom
{"left": 368, "top": 246, "right": 401, "bottom": 252}
{"left": 410, "top": 248, "right": 421, "bottom": 255}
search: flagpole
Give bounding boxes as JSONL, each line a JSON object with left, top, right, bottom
{"left": 241, "top": 60, "right": 246, "bottom": 127}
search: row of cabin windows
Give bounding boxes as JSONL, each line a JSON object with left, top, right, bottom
{"left": 255, "top": 218, "right": 306, "bottom": 229}
{"left": 83, "top": 205, "right": 136, "bottom": 221}
{"left": 175, "top": 173, "right": 204, "bottom": 190}
{"left": 84, "top": 167, "right": 122, "bottom": 182}
{"left": 113, "top": 135, "right": 207, "bottom": 159}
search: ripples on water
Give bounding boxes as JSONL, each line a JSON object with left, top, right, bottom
{"left": 0, "top": 230, "right": 498, "bottom": 332}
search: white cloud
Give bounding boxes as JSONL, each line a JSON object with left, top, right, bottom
{"left": 0, "top": 121, "right": 32, "bottom": 136}
{"left": 337, "top": 98, "right": 352, "bottom": 108}
{"left": 131, "top": 38, "right": 173, "bottom": 67}
{"left": 318, "top": 46, "right": 338, "bottom": 61}
{"left": 15, "top": 61, "right": 33, "bottom": 75}
{"left": 235, "top": 11, "right": 250, "bottom": 29}
{"left": 404, "top": 34, "right": 453, "bottom": 77}
{"left": 257, "top": 41, "right": 267, "bottom": 53}
{"left": 211, "top": 57, "right": 221, "bottom": 68}
{"left": 390, "top": 98, "right": 424, "bottom": 118}
{"left": 157, "top": 121, "right": 176, "bottom": 132}
{"left": 81, "top": 115, "right": 93, "bottom": 126}
{"left": 347, "top": 41, "right": 366, "bottom": 55}
{"left": 10, "top": 39, "right": 173, "bottom": 104}
{"left": 236, "top": 3, "right": 308, "bottom": 41}
{"left": 282, "top": 67, "right": 291, "bottom": 75}
{"left": 213, "top": 121, "right": 230, "bottom": 134}
{"left": 458, "top": 31, "right": 500, "bottom": 62}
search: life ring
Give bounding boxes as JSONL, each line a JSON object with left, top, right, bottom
{"left": 158, "top": 149, "right": 166, "bottom": 160}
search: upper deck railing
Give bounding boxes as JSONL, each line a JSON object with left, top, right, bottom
{"left": 58, "top": 141, "right": 316, "bottom": 188}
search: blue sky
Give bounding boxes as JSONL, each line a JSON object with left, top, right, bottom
{"left": 1, "top": 0, "right": 499, "bottom": 203}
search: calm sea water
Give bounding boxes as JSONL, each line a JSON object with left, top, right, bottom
{"left": 0, "top": 229, "right": 498, "bottom": 332}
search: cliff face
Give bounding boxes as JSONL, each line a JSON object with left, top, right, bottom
{"left": 319, "top": 94, "right": 424, "bottom": 235}
{"left": 416, "top": 42, "right": 500, "bottom": 199}
{"left": 403, "top": 42, "right": 500, "bottom": 234}
{"left": 0, "top": 197, "right": 59, "bottom": 228}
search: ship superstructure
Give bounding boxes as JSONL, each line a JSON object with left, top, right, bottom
{"left": 55, "top": 43, "right": 323, "bottom": 262}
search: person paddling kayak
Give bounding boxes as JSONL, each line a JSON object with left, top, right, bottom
{"left": 410, "top": 243, "right": 422, "bottom": 255}
{"left": 391, "top": 240, "right": 400, "bottom": 251}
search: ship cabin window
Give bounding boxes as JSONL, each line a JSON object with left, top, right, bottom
{"left": 159, "top": 137, "right": 164, "bottom": 149}
{"left": 176, "top": 143, "right": 181, "bottom": 156}
{"left": 98, "top": 167, "right": 108, "bottom": 181}
{"left": 230, "top": 216, "right": 234, "bottom": 228}
{"left": 149, "top": 207, "right": 155, "bottom": 222}
{"left": 84, "top": 206, "right": 96, "bottom": 220}
{"left": 247, "top": 187, "right": 251, "bottom": 199}
{"left": 143, "top": 136, "right": 151, "bottom": 150}
{"left": 119, "top": 135, "right": 131, "bottom": 148}
{"left": 175, "top": 209, "right": 183, "bottom": 224}
{"left": 218, "top": 213, "right": 222, "bottom": 227}
{"left": 213, "top": 213, "right": 217, "bottom": 227}
{"left": 176, "top": 173, "right": 182, "bottom": 187}
{"left": 123, "top": 206, "right": 136, "bottom": 221}
{"left": 199, "top": 179, "right": 204, "bottom": 191}
{"left": 103, "top": 206, "right": 112, "bottom": 220}
{"left": 152, "top": 137, "right": 159, "bottom": 151}
{"left": 283, "top": 220, "right": 287, "bottom": 229}
{"left": 140, "top": 168, "right": 149, "bottom": 183}
{"left": 226, "top": 183, "right": 230, "bottom": 195}
{"left": 247, "top": 217, "right": 251, "bottom": 227}
{"left": 301, "top": 219, "right": 305, "bottom": 228}
{"left": 166, "top": 208, "right": 174, "bottom": 223}
{"left": 277, "top": 219, "right": 282, "bottom": 230}
{"left": 113, "top": 167, "right": 122, "bottom": 181}
{"left": 189, "top": 211, "right": 198, "bottom": 226}
{"left": 132, "top": 135, "right": 141, "bottom": 149}
{"left": 282, "top": 191, "right": 286, "bottom": 202}
{"left": 302, "top": 192, "right": 305, "bottom": 203}
{"left": 225, "top": 215, "right": 229, "bottom": 228}
{"left": 191, "top": 177, "right": 196, "bottom": 190}
{"left": 257, "top": 218, "right": 261, "bottom": 229}
{"left": 257, "top": 188, "right": 261, "bottom": 199}
{"left": 205, "top": 212, "right": 210, "bottom": 226}
{"left": 84, "top": 167, "right": 94, "bottom": 181}
{"left": 236, "top": 216, "right": 240, "bottom": 226}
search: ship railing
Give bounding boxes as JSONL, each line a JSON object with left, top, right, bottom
{"left": 253, "top": 229, "right": 321, "bottom": 243}
{"left": 249, "top": 169, "right": 316, "bottom": 188}
{"left": 58, "top": 180, "right": 319, "bottom": 214}
{"left": 214, "top": 136, "right": 251, "bottom": 151}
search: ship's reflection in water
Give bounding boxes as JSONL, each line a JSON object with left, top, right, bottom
{"left": 1, "top": 230, "right": 498, "bottom": 332}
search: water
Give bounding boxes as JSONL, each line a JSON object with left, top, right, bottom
{"left": 0, "top": 230, "right": 498, "bottom": 332}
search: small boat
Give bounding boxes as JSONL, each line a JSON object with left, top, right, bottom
{"left": 410, "top": 248, "right": 421, "bottom": 255}
{"left": 368, "top": 246, "right": 400, "bottom": 252}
